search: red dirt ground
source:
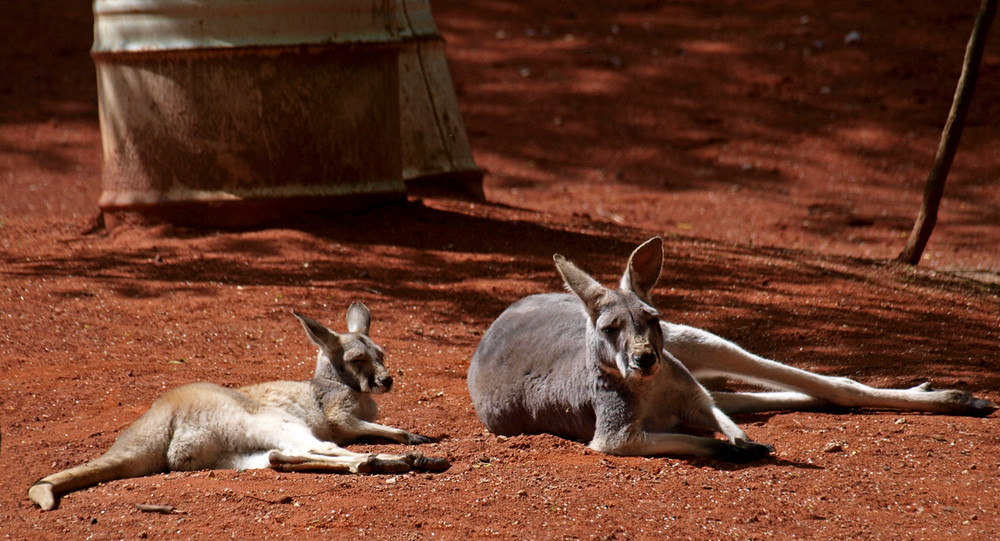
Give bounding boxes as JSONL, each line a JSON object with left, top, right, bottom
{"left": 2, "top": 1, "right": 999, "bottom": 539}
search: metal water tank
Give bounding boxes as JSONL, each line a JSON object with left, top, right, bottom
{"left": 397, "top": 0, "right": 483, "bottom": 199}
{"left": 93, "top": 0, "right": 408, "bottom": 228}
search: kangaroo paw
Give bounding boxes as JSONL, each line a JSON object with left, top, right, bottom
{"left": 402, "top": 451, "right": 424, "bottom": 464}
{"left": 406, "top": 433, "right": 434, "bottom": 445}
{"left": 413, "top": 456, "right": 451, "bottom": 472}
{"left": 714, "top": 440, "right": 774, "bottom": 463}
{"left": 944, "top": 390, "right": 997, "bottom": 417}
{"left": 362, "top": 454, "right": 414, "bottom": 475}
{"left": 393, "top": 451, "right": 450, "bottom": 472}
{"left": 355, "top": 455, "right": 377, "bottom": 474}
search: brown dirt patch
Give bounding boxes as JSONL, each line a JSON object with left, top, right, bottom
{"left": 2, "top": 1, "right": 999, "bottom": 539}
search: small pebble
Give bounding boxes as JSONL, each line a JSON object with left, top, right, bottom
{"left": 822, "top": 441, "right": 845, "bottom": 453}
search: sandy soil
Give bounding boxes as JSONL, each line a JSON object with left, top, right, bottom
{"left": 2, "top": 1, "right": 999, "bottom": 539}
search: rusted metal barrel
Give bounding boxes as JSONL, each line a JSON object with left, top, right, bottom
{"left": 92, "top": 0, "right": 408, "bottom": 228}
{"left": 397, "top": 0, "right": 483, "bottom": 199}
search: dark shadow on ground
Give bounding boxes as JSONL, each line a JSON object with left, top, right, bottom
{"left": 4, "top": 198, "right": 998, "bottom": 391}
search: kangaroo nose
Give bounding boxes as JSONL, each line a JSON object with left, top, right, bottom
{"left": 379, "top": 375, "right": 394, "bottom": 391}
{"left": 632, "top": 352, "right": 656, "bottom": 370}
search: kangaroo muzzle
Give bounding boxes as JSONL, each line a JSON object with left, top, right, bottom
{"left": 632, "top": 351, "right": 657, "bottom": 370}
{"left": 627, "top": 339, "right": 659, "bottom": 376}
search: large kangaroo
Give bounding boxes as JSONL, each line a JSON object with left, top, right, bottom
{"left": 467, "top": 237, "right": 995, "bottom": 461}
{"left": 29, "top": 302, "right": 448, "bottom": 511}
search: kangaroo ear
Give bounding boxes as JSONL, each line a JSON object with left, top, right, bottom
{"left": 293, "top": 310, "right": 340, "bottom": 348}
{"left": 345, "top": 301, "right": 371, "bottom": 336}
{"left": 554, "top": 254, "right": 609, "bottom": 316}
{"left": 620, "top": 237, "right": 663, "bottom": 303}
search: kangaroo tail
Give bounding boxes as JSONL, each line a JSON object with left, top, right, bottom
{"left": 29, "top": 405, "right": 174, "bottom": 511}
{"left": 29, "top": 447, "right": 167, "bottom": 511}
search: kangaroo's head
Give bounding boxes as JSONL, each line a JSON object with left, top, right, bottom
{"left": 555, "top": 237, "right": 665, "bottom": 382}
{"left": 293, "top": 302, "right": 394, "bottom": 394}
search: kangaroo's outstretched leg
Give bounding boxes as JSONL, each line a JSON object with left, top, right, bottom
{"left": 269, "top": 450, "right": 449, "bottom": 474}
{"left": 268, "top": 451, "right": 408, "bottom": 474}
{"left": 590, "top": 425, "right": 773, "bottom": 463}
{"left": 663, "top": 323, "right": 996, "bottom": 416}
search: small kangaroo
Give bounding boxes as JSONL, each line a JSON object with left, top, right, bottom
{"left": 467, "top": 237, "right": 996, "bottom": 461}
{"left": 29, "top": 302, "right": 448, "bottom": 511}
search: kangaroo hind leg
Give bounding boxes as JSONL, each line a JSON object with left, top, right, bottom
{"left": 269, "top": 449, "right": 448, "bottom": 474}
{"left": 665, "top": 323, "right": 996, "bottom": 416}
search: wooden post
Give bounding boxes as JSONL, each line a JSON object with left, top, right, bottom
{"left": 897, "top": 0, "right": 998, "bottom": 265}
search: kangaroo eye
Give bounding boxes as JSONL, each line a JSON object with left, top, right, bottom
{"left": 600, "top": 326, "right": 619, "bottom": 337}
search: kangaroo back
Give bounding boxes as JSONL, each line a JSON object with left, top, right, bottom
{"left": 468, "top": 293, "right": 595, "bottom": 438}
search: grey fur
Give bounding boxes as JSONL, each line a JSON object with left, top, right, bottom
{"left": 468, "top": 238, "right": 995, "bottom": 461}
